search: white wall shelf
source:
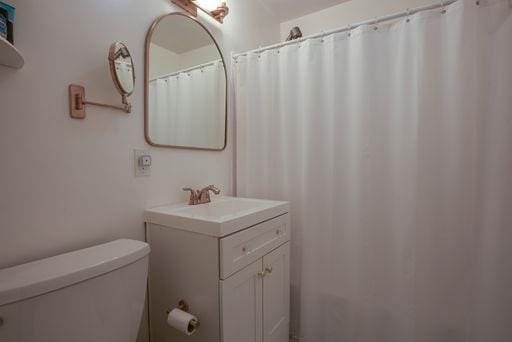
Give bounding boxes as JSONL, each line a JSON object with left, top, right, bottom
{"left": 0, "top": 36, "right": 24, "bottom": 69}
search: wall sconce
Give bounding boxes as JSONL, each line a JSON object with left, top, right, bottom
{"left": 171, "top": 0, "right": 229, "bottom": 23}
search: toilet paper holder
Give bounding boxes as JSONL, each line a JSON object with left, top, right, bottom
{"left": 166, "top": 300, "right": 201, "bottom": 330}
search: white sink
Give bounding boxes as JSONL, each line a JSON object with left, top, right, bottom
{"left": 144, "top": 196, "right": 289, "bottom": 237}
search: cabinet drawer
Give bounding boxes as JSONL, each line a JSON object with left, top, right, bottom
{"left": 220, "top": 213, "right": 290, "bottom": 279}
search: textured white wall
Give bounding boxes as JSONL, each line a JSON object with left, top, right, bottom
{"left": 0, "top": 0, "right": 279, "bottom": 269}
{"left": 280, "top": 0, "right": 441, "bottom": 40}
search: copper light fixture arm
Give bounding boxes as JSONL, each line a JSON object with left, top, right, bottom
{"left": 171, "top": 0, "right": 229, "bottom": 23}
{"left": 209, "top": 2, "right": 229, "bottom": 22}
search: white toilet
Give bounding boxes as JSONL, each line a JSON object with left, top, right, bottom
{"left": 0, "top": 239, "right": 150, "bottom": 342}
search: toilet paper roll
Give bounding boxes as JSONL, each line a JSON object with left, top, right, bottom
{"left": 166, "top": 308, "right": 199, "bottom": 335}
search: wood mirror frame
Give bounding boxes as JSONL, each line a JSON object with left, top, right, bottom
{"left": 144, "top": 12, "right": 228, "bottom": 151}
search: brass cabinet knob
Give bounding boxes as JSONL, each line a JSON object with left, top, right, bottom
{"left": 242, "top": 245, "right": 248, "bottom": 253}
{"left": 257, "top": 266, "right": 273, "bottom": 278}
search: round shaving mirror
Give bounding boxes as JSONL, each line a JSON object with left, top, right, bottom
{"left": 108, "top": 42, "right": 135, "bottom": 98}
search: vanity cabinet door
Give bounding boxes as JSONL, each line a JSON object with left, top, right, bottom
{"left": 221, "top": 259, "right": 263, "bottom": 342}
{"left": 262, "top": 242, "right": 290, "bottom": 342}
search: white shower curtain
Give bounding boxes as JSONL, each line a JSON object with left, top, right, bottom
{"left": 234, "top": 1, "right": 512, "bottom": 341}
{"left": 149, "top": 61, "right": 225, "bottom": 147}
{"left": 114, "top": 60, "right": 134, "bottom": 93}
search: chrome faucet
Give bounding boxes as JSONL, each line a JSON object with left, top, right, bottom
{"left": 183, "top": 185, "right": 221, "bottom": 205}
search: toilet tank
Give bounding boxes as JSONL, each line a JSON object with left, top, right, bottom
{"left": 0, "top": 239, "right": 150, "bottom": 342}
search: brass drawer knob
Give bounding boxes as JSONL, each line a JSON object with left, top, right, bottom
{"left": 242, "top": 245, "right": 248, "bottom": 253}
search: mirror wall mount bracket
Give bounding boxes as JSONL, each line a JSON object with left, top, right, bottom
{"left": 171, "top": 0, "right": 229, "bottom": 23}
{"left": 69, "top": 84, "right": 132, "bottom": 119}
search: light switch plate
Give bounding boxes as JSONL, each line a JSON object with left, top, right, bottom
{"left": 134, "top": 149, "right": 151, "bottom": 177}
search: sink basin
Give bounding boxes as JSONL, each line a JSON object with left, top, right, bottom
{"left": 144, "top": 196, "right": 289, "bottom": 237}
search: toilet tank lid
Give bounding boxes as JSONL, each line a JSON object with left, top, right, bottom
{"left": 0, "top": 239, "right": 150, "bottom": 306}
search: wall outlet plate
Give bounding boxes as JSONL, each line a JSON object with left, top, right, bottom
{"left": 134, "top": 149, "right": 151, "bottom": 177}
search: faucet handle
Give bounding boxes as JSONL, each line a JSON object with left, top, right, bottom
{"left": 183, "top": 188, "right": 199, "bottom": 205}
{"left": 204, "top": 185, "right": 221, "bottom": 195}
{"left": 197, "top": 185, "right": 221, "bottom": 204}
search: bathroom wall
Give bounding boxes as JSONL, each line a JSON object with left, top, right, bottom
{"left": 149, "top": 43, "right": 180, "bottom": 79}
{"left": 178, "top": 44, "right": 220, "bottom": 69}
{"left": 0, "top": 0, "right": 279, "bottom": 270}
{"left": 280, "top": 0, "right": 441, "bottom": 40}
{"left": 150, "top": 42, "right": 220, "bottom": 79}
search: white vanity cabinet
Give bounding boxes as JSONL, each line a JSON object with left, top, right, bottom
{"left": 144, "top": 197, "right": 290, "bottom": 342}
{"left": 222, "top": 242, "right": 290, "bottom": 342}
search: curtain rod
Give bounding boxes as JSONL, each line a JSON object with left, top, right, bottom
{"left": 150, "top": 59, "right": 222, "bottom": 82}
{"left": 233, "top": 0, "right": 458, "bottom": 59}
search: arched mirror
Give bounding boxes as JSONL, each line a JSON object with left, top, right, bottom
{"left": 145, "top": 13, "right": 227, "bottom": 150}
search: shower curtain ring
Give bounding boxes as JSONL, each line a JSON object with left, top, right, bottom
{"left": 373, "top": 18, "right": 379, "bottom": 30}
{"left": 440, "top": 0, "right": 447, "bottom": 13}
